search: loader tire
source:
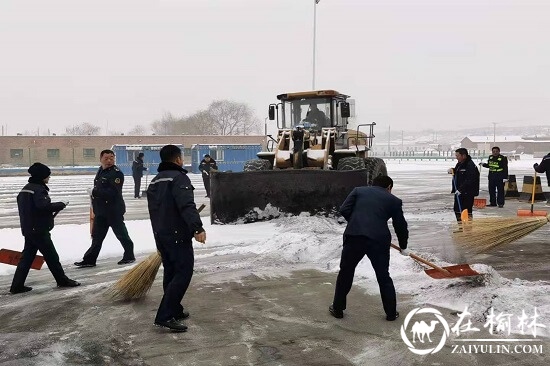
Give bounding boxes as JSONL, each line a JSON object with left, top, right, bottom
{"left": 364, "top": 157, "right": 387, "bottom": 185}
{"left": 336, "top": 157, "right": 365, "bottom": 171}
{"left": 243, "top": 159, "right": 272, "bottom": 171}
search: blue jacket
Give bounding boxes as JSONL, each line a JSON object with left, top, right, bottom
{"left": 91, "top": 165, "right": 126, "bottom": 218}
{"left": 339, "top": 186, "right": 408, "bottom": 249}
{"left": 451, "top": 155, "right": 480, "bottom": 197}
{"left": 18, "top": 180, "right": 66, "bottom": 236}
{"left": 147, "top": 162, "right": 204, "bottom": 243}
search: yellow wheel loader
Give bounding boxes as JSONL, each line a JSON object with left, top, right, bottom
{"left": 210, "top": 90, "right": 387, "bottom": 223}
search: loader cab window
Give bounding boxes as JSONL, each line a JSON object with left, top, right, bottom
{"left": 282, "top": 98, "right": 331, "bottom": 130}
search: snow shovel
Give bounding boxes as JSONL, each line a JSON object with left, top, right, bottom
{"left": 0, "top": 249, "right": 45, "bottom": 270}
{"left": 390, "top": 244, "right": 480, "bottom": 279}
{"left": 0, "top": 210, "right": 63, "bottom": 270}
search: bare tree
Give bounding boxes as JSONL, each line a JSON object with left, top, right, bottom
{"left": 151, "top": 112, "right": 179, "bottom": 135}
{"left": 128, "top": 124, "right": 148, "bottom": 135}
{"left": 173, "top": 110, "right": 217, "bottom": 135}
{"left": 65, "top": 122, "right": 101, "bottom": 136}
{"left": 149, "top": 101, "right": 260, "bottom": 136}
{"left": 207, "top": 100, "right": 261, "bottom": 135}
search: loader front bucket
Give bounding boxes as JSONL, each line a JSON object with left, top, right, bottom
{"left": 210, "top": 169, "right": 370, "bottom": 224}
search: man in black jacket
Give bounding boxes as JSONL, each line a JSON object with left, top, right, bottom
{"left": 10, "top": 163, "right": 80, "bottom": 294}
{"left": 131, "top": 152, "right": 147, "bottom": 199}
{"left": 199, "top": 154, "right": 218, "bottom": 198}
{"left": 448, "top": 148, "right": 480, "bottom": 222}
{"left": 533, "top": 153, "right": 550, "bottom": 186}
{"left": 482, "top": 146, "right": 508, "bottom": 207}
{"left": 75, "top": 149, "right": 135, "bottom": 267}
{"left": 330, "top": 175, "right": 409, "bottom": 321}
{"left": 147, "top": 144, "right": 206, "bottom": 332}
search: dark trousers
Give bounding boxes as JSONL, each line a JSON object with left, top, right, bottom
{"left": 202, "top": 173, "right": 210, "bottom": 197}
{"left": 454, "top": 194, "right": 475, "bottom": 222}
{"left": 82, "top": 215, "right": 135, "bottom": 264}
{"left": 332, "top": 235, "right": 396, "bottom": 317}
{"left": 488, "top": 174, "right": 505, "bottom": 206}
{"left": 155, "top": 238, "right": 194, "bottom": 322}
{"left": 11, "top": 232, "right": 68, "bottom": 290}
{"left": 133, "top": 175, "right": 141, "bottom": 198}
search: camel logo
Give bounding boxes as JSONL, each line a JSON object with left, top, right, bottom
{"left": 400, "top": 307, "right": 450, "bottom": 355}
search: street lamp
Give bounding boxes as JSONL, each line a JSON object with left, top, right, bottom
{"left": 312, "top": 0, "right": 320, "bottom": 90}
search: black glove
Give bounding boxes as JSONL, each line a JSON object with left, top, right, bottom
{"left": 534, "top": 163, "right": 539, "bottom": 169}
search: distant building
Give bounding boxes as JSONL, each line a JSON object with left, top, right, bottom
{"left": 0, "top": 135, "right": 264, "bottom": 167}
{"left": 460, "top": 135, "right": 550, "bottom": 157}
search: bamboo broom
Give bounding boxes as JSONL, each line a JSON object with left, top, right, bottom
{"left": 107, "top": 203, "right": 206, "bottom": 300}
{"left": 452, "top": 215, "right": 549, "bottom": 253}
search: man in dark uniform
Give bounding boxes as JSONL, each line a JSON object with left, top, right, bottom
{"left": 131, "top": 152, "right": 147, "bottom": 198}
{"left": 482, "top": 146, "right": 508, "bottom": 207}
{"left": 448, "top": 148, "right": 480, "bottom": 221}
{"left": 10, "top": 163, "right": 80, "bottom": 294}
{"left": 305, "top": 103, "right": 329, "bottom": 128}
{"left": 533, "top": 153, "right": 550, "bottom": 186}
{"left": 330, "top": 175, "right": 408, "bottom": 321}
{"left": 74, "top": 149, "right": 135, "bottom": 267}
{"left": 147, "top": 144, "right": 206, "bottom": 332}
{"left": 199, "top": 154, "right": 218, "bottom": 198}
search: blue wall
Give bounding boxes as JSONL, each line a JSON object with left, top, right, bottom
{"left": 191, "top": 144, "right": 262, "bottom": 173}
{"left": 112, "top": 144, "right": 184, "bottom": 175}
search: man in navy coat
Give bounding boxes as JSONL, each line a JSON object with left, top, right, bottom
{"left": 330, "top": 175, "right": 409, "bottom": 321}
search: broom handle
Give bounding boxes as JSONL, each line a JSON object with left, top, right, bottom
{"left": 531, "top": 170, "right": 537, "bottom": 213}
{"left": 390, "top": 243, "right": 451, "bottom": 275}
{"left": 452, "top": 171, "right": 463, "bottom": 213}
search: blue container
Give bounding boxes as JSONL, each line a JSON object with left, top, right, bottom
{"left": 111, "top": 144, "right": 184, "bottom": 175}
{"left": 190, "top": 144, "right": 262, "bottom": 173}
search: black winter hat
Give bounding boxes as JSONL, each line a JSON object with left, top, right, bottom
{"left": 28, "top": 162, "right": 51, "bottom": 180}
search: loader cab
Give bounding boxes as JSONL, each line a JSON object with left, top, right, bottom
{"left": 270, "top": 90, "right": 350, "bottom": 132}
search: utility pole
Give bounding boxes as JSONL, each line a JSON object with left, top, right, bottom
{"left": 312, "top": 0, "right": 320, "bottom": 89}
{"left": 388, "top": 125, "right": 391, "bottom": 155}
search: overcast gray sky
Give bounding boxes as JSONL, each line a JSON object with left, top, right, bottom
{"left": 1, "top": 0, "right": 549, "bottom": 135}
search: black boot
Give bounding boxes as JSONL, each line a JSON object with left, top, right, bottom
{"left": 10, "top": 285, "right": 32, "bottom": 294}
{"left": 57, "top": 279, "right": 81, "bottom": 288}
{"left": 154, "top": 318, "right": 188, "bottom": 332}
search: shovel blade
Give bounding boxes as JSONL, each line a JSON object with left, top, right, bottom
{"left": 0, "top": 248, "right": 45, "bottom": 270}
{"left": 425, "top": 264, "right": 480, "bottom": 279}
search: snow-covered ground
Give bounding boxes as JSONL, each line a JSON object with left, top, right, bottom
{"left": 1, "top": 155, "right": 549, "bottom": 338}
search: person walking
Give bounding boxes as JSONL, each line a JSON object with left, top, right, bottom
{"left": 481, "top": 146, "right": 508, "bottom": 207}
{"left": 199, "top": 154, "right": 218, "bottom": 198}
{"left": 447, "top": 148, "right": 480, "bottom": 222}
{"left": 330, "top": 175, "right": 409, "bottom": 321}
{"left": 10, "top": 163, "right": 80, "bottom": 294}
{"left": 533, "top": 153, "right": 550, "bottom": 183}
{"left": 147, "top": 144, "right": 206, "bottom": 332}
{"left": 131, "top": 152, "right": 147, "bottom": 199}
{"left": 74, "top": 149, "right": 135, "bottom": 268}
